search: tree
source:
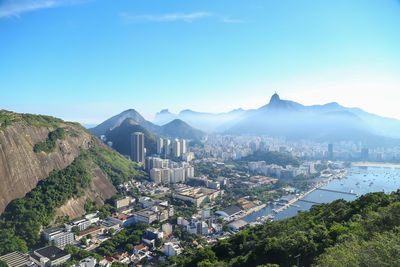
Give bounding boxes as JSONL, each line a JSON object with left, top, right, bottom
{"left": 155, "top": 238, "right": 164, "bottom": 248}
{"left": 71, "top": 226, "right": 80, "bottom": 235}
{"left": 0, "top": 260, "right": 8, "bottom": 267}
{"left": 222, "top": 224, "right": 230, "bottom": 232}
{"left": 108, "top": 228, "right": 115, "bottom": 236}
{"left": 125, "top": 243, "right": 134, "bottom": 252}
{"left": 80, "top": 237, "right": 87, "bottom": 246}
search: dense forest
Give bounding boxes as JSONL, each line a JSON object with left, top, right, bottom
{"left": 0, "top": 140, "right": 148, "bottom": 255}
{"left": 239, "top": 151, "right": 300, "bottom": 167}
{"left": 162, "top": 190, "right": 400, "bottom": 267}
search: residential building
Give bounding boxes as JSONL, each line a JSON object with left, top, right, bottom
{"left": 131, "top": 132, "right": 145, "bottom": 165}
{"left": 73, "top": 257, "right": 96, "bottom": 267}
{"left": 150, "top": 168, "right": 162, "bottom": 184}
{"left": 65, "top": 218, "right": 91, "bottom": 232}
{"left": 164, "top": 242, "right": 182, "bottom": 257}
{"left": 171, "top": 167, "right": 185, "bottom": 183}
{"left": 162, "top": 223, "right": 173, "bottom": 234}
{"left": 134, "top": 204, "right": 173, "bottom": 224}
{"left": 172, "top": 139, "right": 181, "bottom": 158}
{"left": 107, "top": 213, "right": 135, "bottom": 228}
{"left": 114, "top": 196, "right": 134, "bottom": 209}
{"left": 180, "top": 139, "right": 187, "bottom": 155}
{"left": 161, "top": 168, "right": 171, "bottom": 183}
{"left": 157, "top": 138, "right": 164, "bottom": 154}
{"left": 164, "top": 138, "right": 171, "bottom": 156}
{"left": 146, "top": 227, "right": 164, "bottom": 240}
{"left": 42, "top": 227, "right": 74, "bottom": 248}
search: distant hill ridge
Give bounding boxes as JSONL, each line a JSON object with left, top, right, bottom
{"left": 152, "top": 93, "right": 400, "bottom": 147}
{"left": 89, "top": 109, "right": 205, "bottom": 142}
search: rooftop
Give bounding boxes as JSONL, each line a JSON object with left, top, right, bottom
{"left": 35, "top": 246, "right": 69, "bottom": 261}
{"left": 0, "top": 251, "right": 30, "bottom": 267}
{"left": 42, "top": 227, "right": 64, "bottom": 235}
{"left": 221, "top": 205, "right": 242, "bottom": 216}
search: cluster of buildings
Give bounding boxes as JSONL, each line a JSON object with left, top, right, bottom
{"left": 156, "top": 137, "right": 188, "bottom": 159}
{"left": 41, "top": 213, "right": 110, "bottom": 249}
{"left": 147, "top": 157, "right": 195, "bottom": 184}
{"left": 109, "top": 196, "right": 174, "bottom": 226}
{"left": 173, "top": 186, "right": 224, "bottom": 207}
{"left": 191, "top": 135, "right": 400, "bottom": 163}
{"left": 248, "top": 161, "right": 317, "bottom": 179}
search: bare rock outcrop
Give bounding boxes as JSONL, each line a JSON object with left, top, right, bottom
{"left": 0, "top": 121, "right": 98, "bottom": 214}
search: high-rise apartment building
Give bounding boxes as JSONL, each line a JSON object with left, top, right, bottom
{"left": 131, "top": 132, "right": 145, "bottom": 165}
{"left": 180, "top": 139, "right": 187, "bottom": 155}
{"left": 157, "top": 138, "right": 164, "bottom": 154}
{"left": 172, "top": 139, "right": 181, "bottom": 158}
{"left": 164, "top": 138, "right": 171, "bottom": 156}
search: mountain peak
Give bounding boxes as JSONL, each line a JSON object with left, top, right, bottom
{"left": 269, "top": 93, "right": 281, "bottom": 104}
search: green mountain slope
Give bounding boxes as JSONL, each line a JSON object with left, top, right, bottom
{"left": 160, "top": 119, "right": 205, "bottom": 140}
{"left": 163, "top": 191, "right": 400, "bottom": 267}
{"left": 0, "top": 111, "right": 148, "bottom": 255}
{"left": 89, "top": 109, "right": 160, "bottom": 137}
{"left": 105, "top": 118, "right": 158, "bottom": 156}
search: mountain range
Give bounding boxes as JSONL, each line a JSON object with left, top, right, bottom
{"left": 152, "top": 93, "right": 400, "bottom": 147}
{"left": 89, "top": 110, "right": 206, "bottom": 157}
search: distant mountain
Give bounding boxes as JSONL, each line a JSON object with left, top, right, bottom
{"left": 90, "top": 109, "right": 160, "bottom": 136}
{"left": 154, "top": 93, "right": 400, "bottom": 147}
{"left": 82, "top": 123, "right": 98, "bottom": 129}
{"left": 160, "top": 119, "right": 205, "bottom": 140}
{"left": 154, "top": 108, "right": 246, "bottom": 132}
{"left": 226, "top": 93, "right": 400, "bottom": 147}
{"left": 105, "top": 118, "right": 158, "bottom": 156}
{"left": 94, "top": 109, "right": 205, "bottom": 141}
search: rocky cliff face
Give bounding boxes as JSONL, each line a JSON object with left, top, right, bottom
{"left": 0, "top": 120, "right": 115, "bottom": 216}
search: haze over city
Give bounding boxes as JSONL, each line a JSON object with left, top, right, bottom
{"left": 1, "top": 0, "right": 400, "bottom": 123}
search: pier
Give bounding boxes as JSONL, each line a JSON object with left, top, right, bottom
{"left": 316, "top": 188, "right": 357, "bottom": 195}
{"left": 297, "top": 199, "right": 322, "bottom": 204}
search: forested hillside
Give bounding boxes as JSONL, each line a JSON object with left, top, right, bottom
{"left": 163, "top": 191, "right": 400, "bottom": 267}
{"left": 0, "top": 111, "right": 148, "bottom": 255}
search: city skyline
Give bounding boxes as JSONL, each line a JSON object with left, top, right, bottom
{"left": 1, "top": 0, "right": 399, "bottom": 123}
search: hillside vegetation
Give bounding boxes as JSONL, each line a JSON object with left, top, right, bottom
{"left": 163, "top": 191, "right": 400, "bottom": 267}
{"left": 33, "top": 127, "right": 65, "bottom": 153}
{"left": 0, "top": 111, "right": 148, "bottom": 255}
{"left": 239, "top": 151, "right": 300, "bottom": 167}
{"left": 105, "top": 118, "right": 158, "bottom": 156}
{"left": 0, "top": 110, "right": 63, "bottom": 130}
{"left": 0, "top": 141, "right": 147, "bottom": 255}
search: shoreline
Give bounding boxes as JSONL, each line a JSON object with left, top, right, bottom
{"left": 352, "top": 162, "right": 400, "bottom": 168}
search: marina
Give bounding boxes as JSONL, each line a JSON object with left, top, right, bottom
{"left": 243, "top": 166, "right": 400, "bottom": 223}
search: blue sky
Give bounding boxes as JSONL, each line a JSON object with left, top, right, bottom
{"left": 1, "top": 0, "right": 400, "bottom": 124}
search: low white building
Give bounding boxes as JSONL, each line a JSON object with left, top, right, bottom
{"left": 164, "top": 242, "right": 182, "bottom": 257}
{"left": 42, "top": 227, "right": 74, "bottom": 248}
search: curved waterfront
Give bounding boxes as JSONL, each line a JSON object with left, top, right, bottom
{"left": 244, "top": 166, "right": 400, "bottom": 222}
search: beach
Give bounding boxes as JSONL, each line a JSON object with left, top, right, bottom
{"left": 352, "top": 162, "right": 400, "bottom": 168}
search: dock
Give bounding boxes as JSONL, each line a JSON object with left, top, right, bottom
{"left": 316, "top": 188, "right": 357, "bottom": 196}
{"left": 297, "top": 199, "right": 322, "bottom": 204}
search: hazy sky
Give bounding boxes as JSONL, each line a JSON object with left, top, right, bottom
{"left": 1, "top": 0, "right": 400, "bottom": 124}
